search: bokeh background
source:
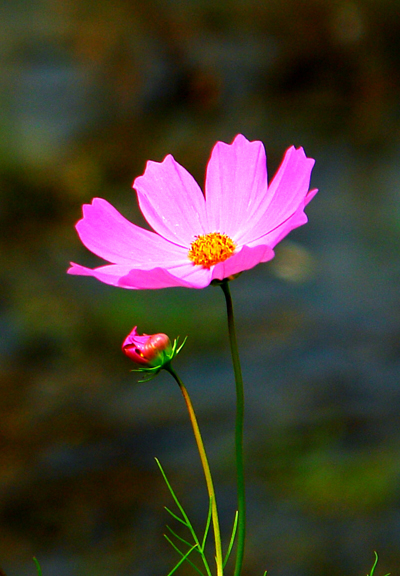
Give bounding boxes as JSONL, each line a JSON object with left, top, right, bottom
{"left": 1, "top": 1, "right": 400, "bottom": 575}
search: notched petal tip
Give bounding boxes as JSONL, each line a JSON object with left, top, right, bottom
{"left": 294, "top": 145, "right": 316, "bottom": 166}
{"left": 80, "top": 197, "right": 105, "bottom": 216}
{"left": 132, "top": 154, "right": 178, "bottom": 189}
{"left": 232, "top": 133, "right": 249, "bottom": 143}
{"left": 208, "top": 134, "right": 259, "bottom": 159}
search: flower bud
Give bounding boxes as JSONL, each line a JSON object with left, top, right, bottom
{"left": 122, "top": 326, "right": 172, "bottom": 367}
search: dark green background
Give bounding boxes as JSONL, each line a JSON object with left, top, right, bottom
{"left": 1, "top": 1, "right": 399, "bottom": 575}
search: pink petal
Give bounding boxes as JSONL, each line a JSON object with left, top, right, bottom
{"left": 211, "top": 244, "right": 275, "bottom": 281}
{"left": 74, "top": 198, "right": 188, "bottom": 267}
{"left": 205, "top": 134, "right": 269, "bottom": 239}
{"left": 119, "top": 264, "right": 212, "bottom": 289}
{"left": 122, "top": 327, "right": 150, "bottom": 348}
{"left": 68, "top": 262, "right": 138, "bottom": 287}
{"left": 68, "top": 261, "right": 212, "bottom": 289}
{"left": 246, "top": 187, "right": 318, "bottom": 249}
{"left": 238, "top": 147, "right": 315, "bottom": 245}
{"left": 133, "top": 154, "right": 208, "bottom": 246}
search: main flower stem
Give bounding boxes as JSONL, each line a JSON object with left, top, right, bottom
{"left": 166, "top": 365, "right": 224, "bottom": 576}
{"left": 220, "top": 280, "right": 246, "bottom": 576}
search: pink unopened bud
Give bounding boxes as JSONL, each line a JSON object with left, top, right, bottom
{"left": 122, "top": 326, "right": 172, "bottom": 367}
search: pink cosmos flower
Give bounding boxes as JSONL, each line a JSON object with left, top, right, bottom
{"left": 68, "top": 134, "right": 317, "bottom": 289}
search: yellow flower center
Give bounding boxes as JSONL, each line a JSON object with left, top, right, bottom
{"left": 188, "top": 232, "right": 236, "bottom": 269}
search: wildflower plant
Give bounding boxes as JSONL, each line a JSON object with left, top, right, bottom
{"left": 67, "top": 135, "right": 389, "bottom": 576}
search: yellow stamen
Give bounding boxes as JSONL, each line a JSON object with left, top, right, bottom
{"left": 188, "top": 232, "right": 236, "bottom": 269}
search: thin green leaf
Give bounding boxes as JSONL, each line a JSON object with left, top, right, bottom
{"left": 223, "top": 511, "right": 239, "bottom": 568}
{"left": 156, "top": 458, "right": 212, "bottom": 576}
{"left": 201, "top": 497, "right": 213, "bottom": 552}
{"left": 176, "top": 336, "right": 188, "bottom": 354}
{"left": 164, "top": 535, "right": 204, "bottom": 576}
{"left": 156, "top": 459, "right": 189, "bottom": 521}
{"left": 166, "top": 544, "right": 198, "bottom": 576}
{"left": 166, "top": 525, "right": 194, "bottom": 549}
{"left": 156, "top": 459, "right": 198, "bottom": 538}
{"left": 33, "top": 558, "right": 42, "bottom": 576}
{"left": 164, "top": 507, "right": 188, "bottom": 526}
{"left": 368, "top": 552, "right": 390, "bottom": 576}
{"left": 369, "top": 551, "right": 379, "bottom": 576}
{"left": 164, "top": 512, "right": 212, "bottom": 576}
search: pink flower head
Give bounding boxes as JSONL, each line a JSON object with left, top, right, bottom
{"left": 68, "top": 134, "right": 317, "bottom": 289}
{"left": 122, "top": 326, "right": 172, "bottom": 366}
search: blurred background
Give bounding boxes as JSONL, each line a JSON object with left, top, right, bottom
{"left": 1, "top": 0, "right": 400, "bottom": 575}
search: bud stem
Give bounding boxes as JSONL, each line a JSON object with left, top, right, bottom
{"left": 165, "top": 364, "right": 224, "bottom": 576}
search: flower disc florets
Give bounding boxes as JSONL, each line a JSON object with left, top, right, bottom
{"left": 188, "top": 232, "right": 236, "bottom": 269}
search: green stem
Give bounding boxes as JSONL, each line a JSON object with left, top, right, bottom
{"left": 166, "top": 365, "right": 224, "bottom": 576}
{"left": 220, "top": 280, "right": 246, "bottom": 576}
